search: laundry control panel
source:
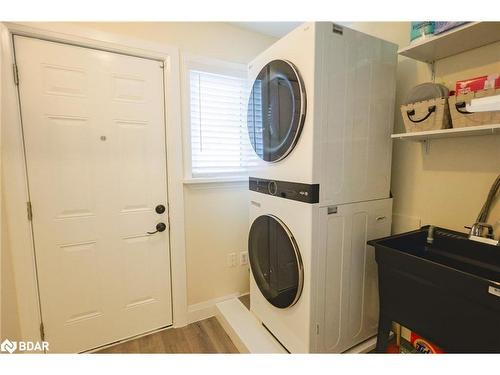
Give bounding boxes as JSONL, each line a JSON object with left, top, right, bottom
{"left": 249, "top": 177, "right": 319, "bottom": 204}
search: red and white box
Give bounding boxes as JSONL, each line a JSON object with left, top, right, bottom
{"left": 455, "top": 74, "right": 500, "bottom": 95}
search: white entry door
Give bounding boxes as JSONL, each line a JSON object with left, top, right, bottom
{"left": 14, "top": 36, "right": 172, "bottom": 353}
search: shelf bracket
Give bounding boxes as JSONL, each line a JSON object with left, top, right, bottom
{"left": 429, "top": 61, "right": 436, "bottom": 83}
{"left": 422, "top": 139, "right": 431, "bottom": 154}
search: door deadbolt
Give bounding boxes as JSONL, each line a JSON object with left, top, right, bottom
{"left": 147, "top": 222, "right": 167, "bottom": 235}
{"left": 155, "top": 204, "right": 166, "bottom": 214}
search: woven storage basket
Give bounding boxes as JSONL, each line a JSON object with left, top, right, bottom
{"left": 449, "top": 88, "right": 500, "bottom": 128}
{"left": 401, "top": 97, "right": 451, "bottom": 133}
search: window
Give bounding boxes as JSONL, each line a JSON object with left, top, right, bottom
{"left": 185, "top": 60, "right": 256, "bottom": 180}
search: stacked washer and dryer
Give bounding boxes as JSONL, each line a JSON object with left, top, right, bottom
{"left": 245, "top": 22, "right": 398, "bottom": 353}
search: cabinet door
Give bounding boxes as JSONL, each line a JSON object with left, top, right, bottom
{"left": 315, "top": 199, "right": 392, "bottom": 353}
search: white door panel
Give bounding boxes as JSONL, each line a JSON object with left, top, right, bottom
{"left": 317, "top": 198, "right": 392, "bottom": 353}
{"left": 14, "top": 36, "right": 172, "bottom": 353}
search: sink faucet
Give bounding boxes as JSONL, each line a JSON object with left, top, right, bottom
{"left": 469, "top": 222, "right": 494, "bottom": 239}
{"left": 467, "top": 174, "right": 499, "bottom": 243}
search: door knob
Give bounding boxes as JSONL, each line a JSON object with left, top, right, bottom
{"left": 155, "top": 204, "right": 166, "bottom": 214}
{"left": 147, "top": 222, "right": 167, "bottom": 235}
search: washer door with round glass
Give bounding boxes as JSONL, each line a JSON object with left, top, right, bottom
{"left": 248, "top": 215, "right": 303, "bottom": 308}
{"left": 247, "top": 60, "right": 306, "bottom": 162}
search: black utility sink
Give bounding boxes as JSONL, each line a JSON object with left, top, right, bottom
{"left": 368, "top": 226, "right": 500, "bottom": 353}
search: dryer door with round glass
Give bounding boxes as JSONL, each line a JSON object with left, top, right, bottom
{"left": 247, "top": 60, "right": 306, "bottom": 162}
{"left": 248, "top": 215, "right": 303, "bottom": 308}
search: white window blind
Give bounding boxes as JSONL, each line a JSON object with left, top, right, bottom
{"left": 189, "top": 69, "right": 256, "bottom": 178}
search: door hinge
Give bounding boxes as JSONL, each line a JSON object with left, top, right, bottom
{"left": 13, "top": 64, "right": 19, "bottom": 85}
{"left": 27, "top": 201, "right": 33, "bottom": 221}
{"left": 40, "top": 322, "right": 45, "bottom": 341}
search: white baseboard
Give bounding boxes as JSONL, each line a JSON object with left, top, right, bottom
{"left": 186, "top": 292, "right": 248, "bottom": 324}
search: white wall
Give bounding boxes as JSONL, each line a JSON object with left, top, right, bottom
{"left": 1, "top": 22, "right": 276, "bottom": 340}
{"left": 184, "top": 182, "right": 251, "bottom": 305}
{"left": 72, "top": 22, "right": 276, "bottom": 65}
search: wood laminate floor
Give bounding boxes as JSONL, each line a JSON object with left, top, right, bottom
{"left": 95, "top": 317, "right": 238, "bottom": 354}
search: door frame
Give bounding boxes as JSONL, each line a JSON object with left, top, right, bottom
{"left": 0, "top": 22, "right": 188, "bottom": 345}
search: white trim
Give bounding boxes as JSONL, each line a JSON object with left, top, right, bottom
{"left": 0, "top": 22, "right": 189, "bottom": 346}
{"left": 184, "top": 179, "right": 248, "bottom": 192}
{"left": 186, "top": 292, "right": 246, "bottom": 324}
{"left": 183, "top": 176, "right": 248, "bottom": 184}
{"left": 180, "top": 53, "right": 249, "bottom": 181}
{"left": 1, "top": 22, "right": 42, "bottom": 343}
{"left": 0, "top": 22, "right": 3, "bottom": 342}
{"left": 7, "top": 22, "right": 179, "bottom": 61}
{"left": 182, "top": 53, "right": 247, "bottom": 80}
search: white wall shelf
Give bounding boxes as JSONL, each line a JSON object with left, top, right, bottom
{"left": 391, "top": 123, "right": 500, "bottom": 142}
{"left": 398, "top": 22, "right": 500, "bottom": 63}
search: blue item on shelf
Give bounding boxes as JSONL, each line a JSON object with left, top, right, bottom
{"left": 410, "top": 22, "right": 435, "bottom": 42}
{"left": 434, "top": 21, "right": 469, "bottom": 35}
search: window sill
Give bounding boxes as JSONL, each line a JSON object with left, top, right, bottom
{"left": 183, "top": 176, "right": 249, "bottom": 185}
